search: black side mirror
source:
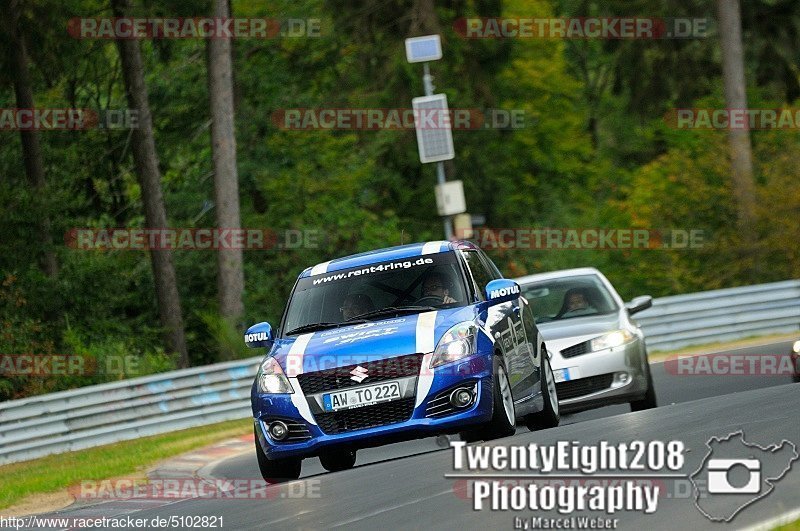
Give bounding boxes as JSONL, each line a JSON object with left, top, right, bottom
{"left": 626, "top": 295, "right": 653, "bottom": 315}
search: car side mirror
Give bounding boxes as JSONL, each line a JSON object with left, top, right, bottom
{"left": 485, "top": 279, "right": 520, "bottom": 304}
{"left": 244, "top": 322, "right": 274, "bottom": 348}
{"left": 626, "top": 295, "right": 653, "bottom": 315}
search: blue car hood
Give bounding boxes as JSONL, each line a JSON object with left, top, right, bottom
{"left": 268, "top": 306, "right": 476, "bottom": 374}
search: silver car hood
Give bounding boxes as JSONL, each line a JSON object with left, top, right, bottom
{"left": 536, "top": 312, "right": 621, "bottom": 352}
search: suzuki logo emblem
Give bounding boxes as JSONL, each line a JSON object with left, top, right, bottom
{"left": 350, "top": 366, "right": 368, "bottom": 383}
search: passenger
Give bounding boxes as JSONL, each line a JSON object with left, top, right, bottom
{"left": 340, "top": 293, "right": 375, "bottom": 320}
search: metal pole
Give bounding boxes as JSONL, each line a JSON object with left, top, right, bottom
{"left": 423, "top": 63, "right": 454, "bottom": 240}
{"left": 436, "top": 162, "right": 454, "bottom": 240}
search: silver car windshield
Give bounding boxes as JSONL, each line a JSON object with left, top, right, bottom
{"left": 520, "top": 274, "right": 619, "bottom": 323}
{"left": 283, "top": 252, "right": 468, "bottom": 334}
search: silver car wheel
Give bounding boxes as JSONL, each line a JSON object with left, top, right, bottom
{"left": 498, "top": 364, "right": 515, "bottom": 426}
{"left": 545, "top": 357, "right": 559, "bottom": 417}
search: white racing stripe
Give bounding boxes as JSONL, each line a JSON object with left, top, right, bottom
{"left": 415, "top": 311, "right": 438, "bottom": 407}
{"left": 309, "top": 260, "right": 331, "bottom": 276}
{"left": 284, "top": 333, "right": 316, "bottom": 425}
{"left": 288, "top": 377, "right": 317, "bottom": 426}
{"left": 421, "top": 241, "right": 445, "bottom": 255}
{"left": 285, "top": 333, "right": 313, "bottom": 377}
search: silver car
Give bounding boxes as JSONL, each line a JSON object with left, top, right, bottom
{"left": 515, "top": 268, "right": 657, "bottom": 413}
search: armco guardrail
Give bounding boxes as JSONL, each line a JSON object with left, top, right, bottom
{"left": 1, "top": 280, "right": 798, "bottom": 465}
{"left": 0, "top": 356, "right": 261, "bottom": 465}
{"left": 635, "top": 279, "right": 800, "bottom": 351}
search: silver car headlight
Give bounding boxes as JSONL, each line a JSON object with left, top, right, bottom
{"left": 430, "top": 322, "right": 477, "bottom": 368}
{"left": 792, "top": 340, "right": 800, "bottom": 354}
{"left": 590, "top": 329, "right": 636, "bottom": 351}
{"left": 256, "top": 357, "right": 294, "bottom": 394}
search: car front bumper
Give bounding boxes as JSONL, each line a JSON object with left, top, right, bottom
{"left": 550, "top": 338, "right": 650, "bottom": 413}
{"left": 252, "top": 352, "right": 494, "bottom": 460}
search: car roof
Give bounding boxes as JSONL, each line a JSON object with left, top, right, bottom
{"left": 299, "top": 240, "right": 479, "bottom": 278}
{"left": 514, "top": 267, "right": 604, "bottom": 285}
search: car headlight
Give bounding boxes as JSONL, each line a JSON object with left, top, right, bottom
{"left": 256, "top": 357, "right": 294, "bottom": 394}
{"left": 793, "top": 340, "right": 800, "bottom": 354}
{"left": 590, "top": 329, "right": 635, "bottom": 352}
{"left": 430, "top": 322, "right": 477, "bottom": 368}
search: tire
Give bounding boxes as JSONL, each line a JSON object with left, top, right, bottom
{"left": 319, "top": 449, "right": 357, "bottom": 473}
{"left": 630, "top": 361, "right": 658, "bottom": 411}
{"left": 524, "top": 353, "right": 560, "bottom": 431}
{"left": 254, "top": 426, "right": 301, "bottom": 483}
{"left": 481, "top": 356, "right": 517, "bottom": 440}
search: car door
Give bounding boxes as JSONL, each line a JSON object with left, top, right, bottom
{"left": 460, "top": 249, "right": 530, "bottom": 401}
{"left": 478, "top": 249, "right": 539, "bottom": 400}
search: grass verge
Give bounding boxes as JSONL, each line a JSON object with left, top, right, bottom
{"left": 0, "top": 418, "right": 251, "bottom": 511}
{"left": 775, "top": 517, "right": 800, "bottom": 530}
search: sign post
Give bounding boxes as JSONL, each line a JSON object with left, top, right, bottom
{"left": 405, "top": 35, "right": 465, "bottom": 240}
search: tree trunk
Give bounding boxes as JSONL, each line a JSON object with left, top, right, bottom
{"left": 111, "top": 0, "right": 189, "bottom": 368}
{"left": 8, "top": 0, "right": 58, "bottom": 278}
{"left": 207, "top": 0, "right": 245, "bottom": 339}
{"left": 717, "top": 0, "right": 757, "bottom": 243}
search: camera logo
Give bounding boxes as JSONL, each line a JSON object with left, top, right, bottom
{"left": 707, "top": 459, "right": 760, "bottom": 494}
{"left": 690, "top": 431, "right": 797, "bottom": 522}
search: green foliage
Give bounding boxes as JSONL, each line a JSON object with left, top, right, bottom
{"left": 1, "top": 0, "right": 799, "bottom": 398}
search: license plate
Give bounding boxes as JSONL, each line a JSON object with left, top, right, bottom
{"left": 323, "top": 382, "right": 402, "bottom": 412}
{"left": 553, "top": 367, "right": 580, "bottom": 383}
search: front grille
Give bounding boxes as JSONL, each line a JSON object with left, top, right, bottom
{"left": 560, "top": 341, "right": 591, "bottom": 358}
{"left": 297, "top": 353, "right": 424, "bottom": 394}
{"left": 555, "top": 373, "right": 614, "bottom": 400}
{"left": 263, "top": 419, "right": 312, "bottom": 442}
{"left": 315, "top": 397, "right": 416, "bottom": 434}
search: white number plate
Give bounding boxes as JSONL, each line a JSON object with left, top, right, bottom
{"left": 553, "top": 367, "right": 581, "bottom": 383}
{"left": 323, "top": 382, "right": 402, "bottom": 412}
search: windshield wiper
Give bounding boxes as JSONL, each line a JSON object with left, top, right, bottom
{"left": 285, "top": 319, "right": 371, "bottom": 336}
{"left": 285, "top": 322, "right": 341, "bottom": 335}
{"left": 347, "top": 305, "right": 437, "bottom": 321}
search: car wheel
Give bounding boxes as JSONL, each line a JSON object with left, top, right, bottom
{"left": 481, "top": 355, "right": 517, "bottom": 440}
{"left": 254, "top": 426, "right": 302, "bottom": 483}
{"left": 319, "top": 449, "right": 357, "bottom": 472}
{"left": 524, "top": 353, "right": 560, "bottom": 431}
{"left": 630, "top": 361, "right": 657, "bottom": 411}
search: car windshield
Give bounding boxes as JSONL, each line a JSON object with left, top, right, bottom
{"left": 520, "top": 274, "right": 619, "bottom": 323}
{"left": 282, "top": 252, "right": 468, "bottom": 335}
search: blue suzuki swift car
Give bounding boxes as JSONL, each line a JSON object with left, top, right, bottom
{"left": 247, "top": 240, "right": 559, "bottom": 481}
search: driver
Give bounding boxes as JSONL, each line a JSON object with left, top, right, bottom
{"left": 560, "top": 288, "right": 595, "bottom": 316}
{"left": 420, "top": 272, "right": 457, "bottom": 304}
